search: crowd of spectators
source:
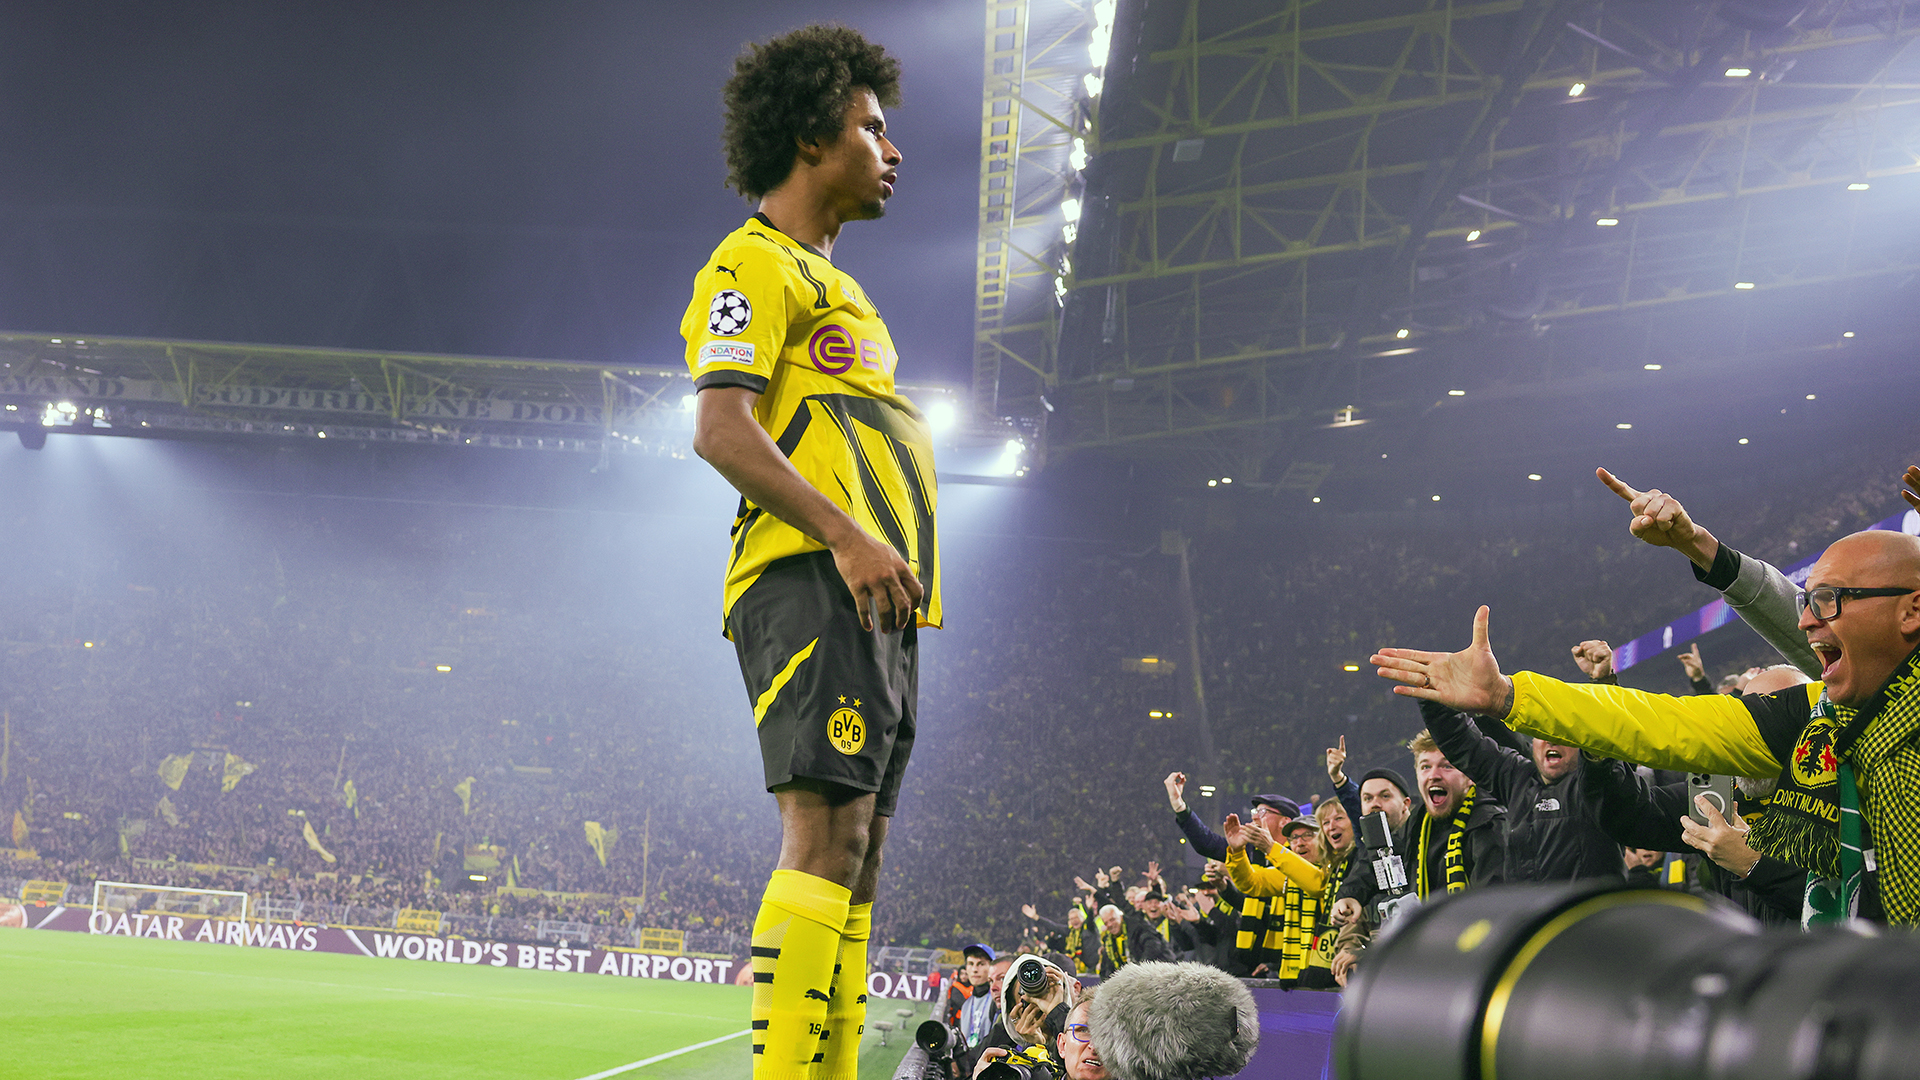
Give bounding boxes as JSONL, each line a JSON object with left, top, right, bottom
{"left": 2, "top": 437, "right": 1915, "bottom": 958}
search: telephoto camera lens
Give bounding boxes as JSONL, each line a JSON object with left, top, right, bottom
{"left": 1335, "top": 881, "right": 1920, "bottom": 1080}
{"left": 915, "top": 1019, "right": 954, "bottom": 1054}
{"left": 1015, "top": 956, "right": 1048, "bottom": 995}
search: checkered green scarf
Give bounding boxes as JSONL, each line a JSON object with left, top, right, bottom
{"left": 1752, "top": 644, "right": 1920, "bottom": 926}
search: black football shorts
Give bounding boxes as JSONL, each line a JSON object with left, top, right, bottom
{"left": 727, "top": 551, "right": 918, "bottom": 816}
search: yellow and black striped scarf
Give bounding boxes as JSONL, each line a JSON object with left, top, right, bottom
{"left": 1415, "top": 785, "right": 1475, "bottom": 899}
{"left": 1063, "top": 922, "right": 1086, "bottom": 973}
{"left": 1275, "top": 880, "right": 1321, "bottom": 981}
{"left": 1100, "top": 926, "right": 1128, "bottom": 970}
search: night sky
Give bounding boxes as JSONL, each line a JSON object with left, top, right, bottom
{"left": 0, "top": 1, "right": 984, "bottom": 383}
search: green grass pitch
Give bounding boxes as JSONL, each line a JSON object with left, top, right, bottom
{"left": 1, "top": 929, "right": 923, "bottom": 1079}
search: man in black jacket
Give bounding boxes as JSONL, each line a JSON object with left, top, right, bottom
{"left": 1585, "top": 664, "right": 1812, "bottom": 926}
{"left": 1420, "top": 698, "right": 1629, "bottom": 882}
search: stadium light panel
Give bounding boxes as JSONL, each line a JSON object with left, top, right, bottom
{"left": 1843, "top": 331, "right": 1855, "bottom": 338}
{"left": 1725, "top": 67, "right": 1752, "bottom": 77}
{"left": 316, "top": 431, "right": 327, "bottom": 438}
{"left": 1806, "top": 394, "right": 1816, "bottom": 400}
{"left": 1447, "top": 389, "right": 1465, "bottom": 396}
{"left": 1596, "top": 218, "right": 1619, "bottom": 226}
{"left": 1466, "top": 229, "right": 1481, "bottom": 242}
{"left": 1343, "top": 664, "right": 1360, "bottom": 672}
{"left": 1739, "top": 438, "right": 1750, "bottom": 444}
{"left": 1083, "top": 73, "right": 1103, "bottom": 97}
{"left": 1061, "top": 198, "right": 1081, "bottom": 223}
{"left": 84, "top": 641, "right": 94, "bottom": 648}
{"left": 1847, "top": 182, "right": 1870, "bottom": 191}
{"left": 926, "top": 400, "right": 958, "bottom": 434}
{"left": 1616, "top": 423, "right": 1633, "bottom": 429}
{"left": 1644, "top": 364, "right": 1662, "bottom": 370}
{"left": 1207, "top": 479, "right": 1218, "bottom": 487}
{"left": 680, "top": 394, "right": 697, "bottom": 411}
{"left": 1431, "top": 495, "right": 1441, "bottom": 502}
{"left": 1568, "top": 82, "right": 1586, "bottom": 96}
{"left": 1734, "top": 282, "right": 1755, "bottom": 289}
{"left": 1220, "top": 476, "right": 1232, "bottom": 484}
{"left": 1312, "top": 497, "right": 1321, "bottom": 503}
{"left": 435, "top": 664, "right": 452, "bottom": 672}
{"left": 1528, "top": 474, "right": 1542, "bottom": 481}
{"left": 1395, "top": 328, "right": 1409, "bottom": 339}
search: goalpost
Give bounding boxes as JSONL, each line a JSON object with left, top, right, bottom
{"left": 91, "top": 880, "right": 250, "bottom": 925}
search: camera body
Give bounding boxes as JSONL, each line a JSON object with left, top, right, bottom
{"left": 1359, "top": 810, "right": 1419, "bottom": 930}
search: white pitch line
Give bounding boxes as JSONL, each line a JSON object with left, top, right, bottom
{"left": 571, "top": 1029, "right": 751, "bottom": 1080}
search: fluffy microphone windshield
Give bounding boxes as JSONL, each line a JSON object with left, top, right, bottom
{"left": 1088, "top": 961, "right": 1260, "bottom": 1080}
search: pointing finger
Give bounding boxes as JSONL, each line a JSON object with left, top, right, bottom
{"left": 1597, "top": 467, "right": 1640, "bottom": 502}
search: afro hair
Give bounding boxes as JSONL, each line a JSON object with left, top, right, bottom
{"left": 721, "top": 24, "right": 902, "bottom": 200}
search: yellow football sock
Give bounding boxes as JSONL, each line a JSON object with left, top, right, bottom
{"left": 815, "top": 902, "right": 872, "bottom": 1080}
{"left": 751, "top": 869, "right": 851, "bottom": 1080}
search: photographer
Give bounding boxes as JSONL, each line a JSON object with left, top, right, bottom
{"left": 1329, "top": 731, "right": 1508, "bottom": 984}
{"left": 972, "top": 982, "right": 1108, "bottom": 1080}
{"left": 944, "top": 944, "right": 1000, "bottom": 1060}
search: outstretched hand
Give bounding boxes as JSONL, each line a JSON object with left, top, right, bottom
{"left": 1371, "top": 606, "right": 1515, "bottom": 717}
{"left": 1326, "top": 735, "right": 1348, "bottom": 786}
{"left": 1679, "top": 643, "right": 1706, "bottom": 681}
{"left": 1164, "top": 771, "right": 1188, "bottom": 813}
{"left": 1021, "top": 903, "right": 1039, "bottom": 921}
{"left": 1596, "top": 467, "right": 1719, "bottom": 569}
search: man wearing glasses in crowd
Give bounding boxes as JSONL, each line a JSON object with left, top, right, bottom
{"left": 1369, "top": 465, "right": 1920, "bottom": 926}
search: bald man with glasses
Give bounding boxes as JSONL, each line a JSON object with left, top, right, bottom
{"left": 1369, "top": 465, "right": 1920, "bottom": 927}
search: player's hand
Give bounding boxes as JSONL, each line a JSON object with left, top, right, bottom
{"left": 829, "top": 528, "right": 924, "bottom": 634}
{"left": 1571, "top": 639, "right": 1616, "bottom": 682}
{"left": 1326, "top": 736, "right": 1348, "bottom": 786}
{"left": 1680, "top": 793, "right": 1761, "bottom": 875}
{"left": 1332, "top": 950, "right": 1359, "bottom": 987}
{"left": 1903, "top": 465, "right": 1920, "bottom": 513}
{"left": 1596, "top": 467, "right": 1719, "bottom": 568}
{"left": 1164, "top": 771, "right": 1188, "bottom": 813}
{"left": 1223, "top": 813, "right": 1247, "bottom": 853}
{"left": 1679, "top": 643, "right": 1706, "bottom": 682}
{"left": 1373, "top": 606, "right": 1514, "bottom": 717}
{"left": 1330, "top": 897, "right": 1361, "bottom": 926}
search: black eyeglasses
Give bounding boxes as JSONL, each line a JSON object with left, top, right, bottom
{"left": 1796, "top": 586, "right": 1916, "bottom": 620}
{"left": 1066, "top": 1023, "right": 1091, "bottom": 1044}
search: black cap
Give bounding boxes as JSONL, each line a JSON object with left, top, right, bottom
{"left": 1360, "top": 768, "right": 1411, "bottom": 800}
{"left": 1249, "top": 794, "right": 1300, "bottom": 818}
{"left": 963, "top": 943, "right": 996, "bottom": 962}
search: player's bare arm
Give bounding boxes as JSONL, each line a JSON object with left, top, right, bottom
{"left": 693, "top": 386, "right": 924, "bottom": 634}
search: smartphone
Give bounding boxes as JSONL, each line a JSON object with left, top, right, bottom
{"left": 1687, "top": 773, "right": 1737, "bottom": 825}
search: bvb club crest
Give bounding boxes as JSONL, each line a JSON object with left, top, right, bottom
{"left": 828, "top": 707, "right": 865, "bottom": 756}
{"left": 1791, "top": 714, "right": 1841, "bottom": 789}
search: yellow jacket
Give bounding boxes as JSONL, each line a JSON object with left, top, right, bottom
{"left": 1224, "top": 843, "right": 1324, "bottom": 897}
{"left": 1503, "top": 671, "right": 1821, "bottom": 776}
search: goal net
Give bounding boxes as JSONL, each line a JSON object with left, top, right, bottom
{"left": 92, "top": 880, "right": 249, "bottom": 923}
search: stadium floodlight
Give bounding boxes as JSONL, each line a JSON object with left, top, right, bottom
{"left": 1734, "top": 281, "right": 1756, "bottom": 289}
{"left": 1528, "top": 474, "right": 1543, "bottom": 481}
{"left": 1739, "top": 438, "right": 1750, "bottom": 444}
{"left": 1083, "top": 72, "right": 1103, "bottom": 97}
{"left": 1061, "top": 198, "right": 1082, "bottom": 223}
{"left": 1344, "top": 664, "right": 1360, "bottom": 672}
{"left": 680, "top": 394, "right": 697, "bottom": 411}
{"left": 1465, "top": 229, "right": 1481, "bottom": 242}
{"left": 926, "top": 400, "right": 958, "bottom": 434}
{"left": 1806, "top": 394, "right": 1817, "bottom": 400}
{"left": 1644, "top": 363, "right": 1662, "bottom": 370}
{"left": 1596, "top": 217, "right": 1619, "bottom": 226}
{"left": 1616, "top": 422, "right": 1633, "bottom": 429}
{"left": 1568, "top": 82, "right": 1586, "bottom": 97}
{"left": 1070, "top": 137, "right": 1088, "bottom": 172}
{"left": 1726, "top": 67, "right": 1752, "bottom": 77}
{"left": 1312, "top": 497, "right": 1322, "bottom": 503}
{"left": 1395, "top": 328, "right": 1410, "bottom": 339}
{"left": 1843, "top": 331, "right": 1855, "bottom": 338}
{"left": 1063, "top": 222, "right": 1078, "bottom": 244}
{"left": 1847, "top": 182, "right": 1870, "bottom": 191}
{"left": 1447, "top": 389, "right": 1465, "bottom": 397}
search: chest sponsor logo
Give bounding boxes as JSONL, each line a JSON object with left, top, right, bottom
{"left": 707, "top": 289, "right": 752, "bottom": 336}
{"left": 808, "top": 324, "right": 896, "bottom": 376}
{"left": 698, "top": 341, "right": 755, "bottom": 367}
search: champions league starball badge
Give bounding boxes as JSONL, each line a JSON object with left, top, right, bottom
{"left": 708, "top": 289, "right": 752, "bottom": 336}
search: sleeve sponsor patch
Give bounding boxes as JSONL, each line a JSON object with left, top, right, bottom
{"left": 707, "top": 289, "right": 752, "bottom": 336}
{"left": 697, "top": 341, "right": 755, "bottom": 367}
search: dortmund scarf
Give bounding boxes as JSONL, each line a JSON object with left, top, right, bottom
{"left": 1749, "top": 644, "right": 1920, "bottom": 924}
{"left": 1319, "top": 850, "right": 1352, "bottom": 929}
{"left": 1064, "top": 922, "right": 1086, "bottom": 974}
{"left": 1275, "top": 879, "right": 1322, "bottom": 982}
{"left": 1415, "top": 785, "right": 1476, "bottom": 899}
{"left": 1100, "top": 926, "right": 1128, "bottom": 973}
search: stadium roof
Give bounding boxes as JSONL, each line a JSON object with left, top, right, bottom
{"left": 980, "top": 0, "right": 1920, "bottom": 494}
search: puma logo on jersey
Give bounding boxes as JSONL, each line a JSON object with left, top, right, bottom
{"left": 714, "top": 263, "right": 738, "bottom": 280}
{"left": 805, "top": 988, "right": 832, "bottom": 1002}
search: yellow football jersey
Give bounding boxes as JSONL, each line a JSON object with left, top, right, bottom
{"left": 681, "top": 213, "right": 942, "bottom": 632}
